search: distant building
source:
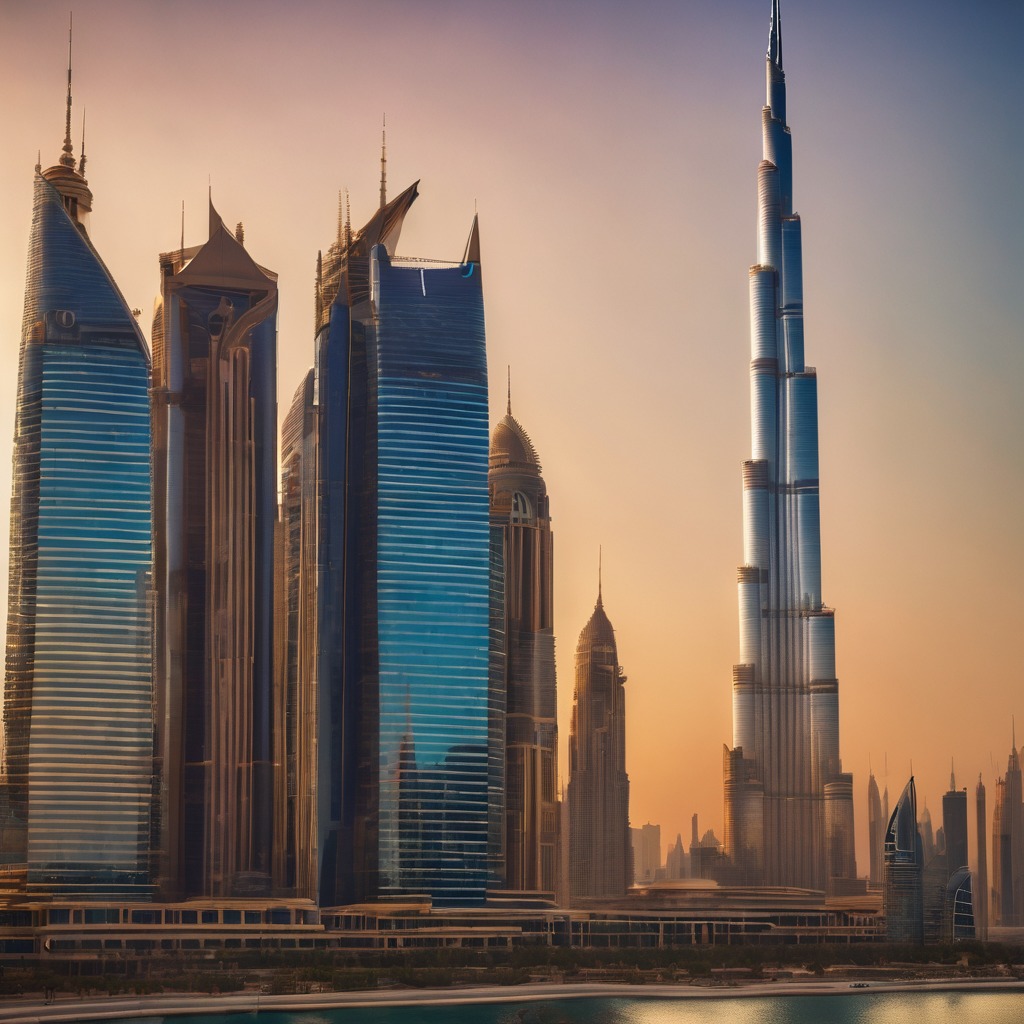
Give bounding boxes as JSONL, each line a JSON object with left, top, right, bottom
{"left": 991, "top": 730, "right": 1024, "bottom": 926}
{"left": 3, "top": 70, "right": 153, "bottom": 899}
{"left": 489, "top": 392, "right": 558, "bottom": 894}
{"left": 976, "top": 774, "right": 989, "bottom": 940}
{"left": 567, "top": 576, "right": 630, "bottom": 901}
{"left": 631, "top": 824, "right": 662, "bottom": 885}
{"left": 945, "top": 867, "right": 975, "bottom": 942}
{"left": 942, "top": 768, "right": 968, "bottom": 873}
{"left": 152, "top": 203, "right": 279, "bottom": 899}
{"left": 867, "top": 772, "right": 884, "bottom": 889}
{"left": 723, "top": 0, "right": 856, "bottom": 892}
{"left": 884, "top": 776, "right": 923, "bottom": 944}
{"left": 665, "top": 833, "right": 688, "bottom": 880}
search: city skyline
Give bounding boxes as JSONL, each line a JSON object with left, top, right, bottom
{"left": 0, "top": 0, "right": 1021, "bottom": 877}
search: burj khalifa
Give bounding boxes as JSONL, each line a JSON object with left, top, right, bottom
{"left": 723, "top": 1, "right": 857, "bottom": 894}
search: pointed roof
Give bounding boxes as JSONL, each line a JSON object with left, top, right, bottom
{"left": 463, "top": 214, "right": 481, "bottom": 265}
{"left": 175, "top": 199, "right": 276, "bottom": 290}
{"left": 41, "top": 14, "right": 92, "bottom": 224}
{"left": 768, "top": 0, "right": 783, "bottom": 68}
{"left": 577, "top": 557, "right": 616, "bottom": 651}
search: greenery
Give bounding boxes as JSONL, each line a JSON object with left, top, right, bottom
{"left": 0, "top": 940, "right": 1018, "bottom": 1000}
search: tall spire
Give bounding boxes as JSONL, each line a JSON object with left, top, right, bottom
{"left": 597, "top": 546, "right": 603, "bottom": 607}
{"left": 506, "top": 365, "right": 512, "bottom": 416}
{"left": 336, "top": 190, "right": 345, "bottom": 246}
{"left": 768, "top": 0, "right": 783, "bottom": 68}
{"left": 60, "top": 13, "right": 75, "bottom": 167}
{"left": 950, "top": 758, "right": 956, "bottom": 792}
{"left": 344, "top": 188, "right": 352, "bottom": 250}
{"left": 379, "top": 114, "right": 387, "bottom": 209}
{"left": 78, "top": 110, "right": 87, "bottom": 175}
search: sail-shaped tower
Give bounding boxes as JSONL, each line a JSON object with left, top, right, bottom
{"left": 2, "top": 45, "right": 154, "bottom": 897}
{"left": 723, "top": 1, "right": 856, "bottom": 892}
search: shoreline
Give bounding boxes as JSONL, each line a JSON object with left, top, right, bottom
{"left": 0, "top": 977, "right": 1022, "bottom": 1023}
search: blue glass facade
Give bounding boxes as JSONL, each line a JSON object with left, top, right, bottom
{"left": 371, "top": 246, "right": 492, "bottom": 904}
{"left": 315, "top": 202, "right": 496, "bottom": 907}
{"left": 4, "top": 172, "right": 152, "bottom": 897}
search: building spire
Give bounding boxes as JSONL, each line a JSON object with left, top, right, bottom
{"left": 379, "top": 113, "right": 387, "bottom": 209}
{"left": 60, "top": 13, "right": 75, "bottom": 167}
{"left": 597, "top": 546, "right": 603, "bottom": 607}
{"left": 344, "top": 188, "right": 352, "bottom": 249}
{"left": 506, "top": 365, "right": 512, "bottom": 416}
{"left": 768, "top": 0, "right": 783, "bottom": 68}
{"left": 950, "top": 758, "right": 956, "bottom": 792}
{"left": 78, "top": 109, "right": 87, "bottom": 175}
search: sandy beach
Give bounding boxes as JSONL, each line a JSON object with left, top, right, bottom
{"left": 0, "top": 977, "right": 1022, "bottom": 1024}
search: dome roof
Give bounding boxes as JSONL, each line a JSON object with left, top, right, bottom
{"left": 490, "top": 412, "right": 540, "bottom": 470}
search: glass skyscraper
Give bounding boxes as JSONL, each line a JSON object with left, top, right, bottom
{"left": 314, "top": 184, "right": 498, "bottom": 907}
{"left": 723, "top": 0, "right": 856, "bottom": 892}
{"left": 3, "top": 96, "right": 153, "bottom": 897}
{"left": 884, "top": 776, "right": 924, "bottom": 944}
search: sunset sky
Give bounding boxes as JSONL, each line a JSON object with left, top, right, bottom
{"left": 0, "top": 0, "right": 1021, "bottom": 874}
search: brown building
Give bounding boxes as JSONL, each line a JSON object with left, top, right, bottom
{"left": 489, "top": 394, "right": 557, "bottom": 894}
{"left": 567, "top": 574, "right": 630, "bottom": 902}
{"left": 151, "top": 205, "right": 279, "bottom": 899}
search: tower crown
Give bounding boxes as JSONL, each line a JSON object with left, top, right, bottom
{"left": 41, "top": 15, "right": 92, "bottom": 228}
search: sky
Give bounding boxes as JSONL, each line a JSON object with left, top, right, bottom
{"left": 0, "top": 0, "right": 1021, "bottom": 877}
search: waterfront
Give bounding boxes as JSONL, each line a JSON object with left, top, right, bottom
{"left": 3, "top": 983, "right": 1022, "bottom": 1024}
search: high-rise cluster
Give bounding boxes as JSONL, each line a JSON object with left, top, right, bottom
{"left": 0, "top": 48, "right": 566, "bottom": 909}
{"left": 722, "top": 0, "right": 857, "bottom": 894}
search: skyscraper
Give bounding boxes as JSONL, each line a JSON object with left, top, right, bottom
{"left": 278, "top": 369, "right": 319, "bottom": 899}
{"left": 313, "top": 180, "right": 497, "bottom": 907}
{"left": 884, "top": 776, "right": 924, "bottom": 944}
{"left": 2, "top": 56, "right": 153, "bottom": 898}
{"left": 976, "top": 774, "right": 989, "bottom": 940}
{"left": 868, "top": 771, "right": 884, "bottom": 889}
{"left": 151, "top": 204, "right": 278, "bottom": 899}
{"left": 942, "top": 766, "right": 968, "bottom": 873}
{"left": 991, "top": 730, "right": 1023, "bottom": 926}
{"left": 567, "top": 575, "right": 630, "bottom": 902}
{"left": 723, "top": 0, "right": 856, "bottom": 893}
{"left": 489, "top": 391, "right": 558, "bottom": 894}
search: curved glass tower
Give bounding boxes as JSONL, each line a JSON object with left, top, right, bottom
{"left": 723, "top": 1, "right": 855, "bottom": 892}
{"left": 3, "top": 95, "right": 153, "bottom": 897}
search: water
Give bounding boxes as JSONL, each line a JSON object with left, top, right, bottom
{"left": 112, "top": 991, "right": 1023, "bottom": 1024}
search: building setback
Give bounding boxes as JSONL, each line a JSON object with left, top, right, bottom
{"left": 568, "top": 576, "right": 630, "bottom": 901}
{"left": 488, "top": 394, "right": 558, "bottom": 894}
{"left": 151, "top": 205, "right": 278, "bottom": 899}
{"left": 2, "top": 69, "right": 153, "bottom": 898}
{"left": 723, "top": 0, "right": 856, "bottom": 893}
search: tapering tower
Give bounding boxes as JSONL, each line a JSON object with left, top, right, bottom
{"left": 723, "top": 0, "right": 855, "bottom": 892}
{"left": 151, "top": 204, "right": 278, "bottom": 899}
{"left": 992, "top": 728, "right": 1023, "bottom": 925}
{"left": 2, "top": 39, "right": 153, "bottom": 897}
{"left": 567, "top": 572, "right": 630, "bottom": 902}
{"left": 489, "top": 387, "right": 558, "bottom": 894}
